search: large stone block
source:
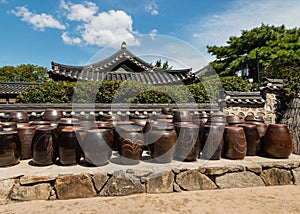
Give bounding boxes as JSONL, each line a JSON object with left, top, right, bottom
{"left": 145, "top": 171, "right": 174, "bottom": 193}
{"left": 10, "top": 183, "right": 51, "bottom": 201}
{"left": 261, "top": 168, "right": 293, "bottom": 186}
{"left": 292, "top": 168, "right": 300, "bottom": 185}
{"left": 216, "top": 171, "right": 265, "bottom": 188}
{"left": 100, "top": 171, "right": 145, "bottom": 196}
{"left": 176, "top": 170, "right": 217, "bottom": 191}
{"left": 92, "top": 173, "right": 109, "bottom": 192}
{"left": 20, "top": 176, "right": 55, "bottom": 185}
{"left": 55, "top": 174, "right": 96, "bottom": 200}
{"left": 0, "top": 179, "right": 15, "bottom": 205}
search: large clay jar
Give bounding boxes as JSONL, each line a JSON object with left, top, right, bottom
{"left": 111, "top": 121, "right": 134, "bottom": 151}
{"left": 116, "top": 125, "right": 144, "bottom": 165}
{"left": 42, "top": 109, "right": 63, "bottom": 121}
{"left": 0, "top": 131, "right": 21, "bottom": 167}
{"left": 226, "top": 115, "right": 245, "bottom": 126}
{"left": 56, "top": 118, "right": 79, "bottom": 134}
{"left": 173, "top": 110, "right": 192, "bottom": 123}
{"left": 223, "top": 126, "right": 247, "bottom": 160}
{"left": 17, "top": 126, "right": 36, "bottom": 159}
{"left": 175, "top": 123, "right": 200, "bottom": 161}
{"left": 31, "top": 127, "right": 58, "bottom": 166}
{"left": 9, "top": 111, "right": 29, "bottom": 123}
{"left": 57, "top": 128, "right": 82, "bottom": 165}
{"left": 206, "top": 111, "right": 227, "bottom": 126}
{"left": 245, "top": 115, "right": 264, "bottom": 125}
{"left": 146, "top": 123, "right": 177, "bottom": 163}
{"left": 193, "top": 113, "right": 208, "bottom": 150}
{"left": 1, "top": 122, "right": 17, "bottom": 131}
{"left": 239, "top": 124, "right": 260, "bottom": 156}
{"left": 263, "top": 124, "right": 292, "bottom": 158}
{"left": 129, "top": 114, "right": 149, "bottom": 127}
{"left": 83, "top": 129, "right": 113, "bottom": 166}
{"left": 201, "top": 125, "right": 224, "bottom": 160}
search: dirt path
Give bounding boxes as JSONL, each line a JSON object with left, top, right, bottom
{"left": 1, "top": 185, "right": 300, "bottom": 214}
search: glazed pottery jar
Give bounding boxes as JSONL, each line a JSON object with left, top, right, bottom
{"left": 111, "top": 121, "right": 135, "bottom": 151}
{"left": 31, "top": 126, "right": 58, "bottom": 166}
{"left": 146, "top": 123, "right": 177, "bottom": 163}
{"left": 116, "top": 125, "right": 144, "bottom": 165}
{"left": 9, "top": 111, "right": 29, "bottom": 123}
{"left": 104, "top": 114, "right": 121, "bottom": 123}
{"left": 239, "top": 124, "right": 260, "bottom": 156}
{"left": 175, "top": 123, "right": 200, "bottom": 161}
{"left": 226, "top": 115, "right": 245, "bottom": 126}
{"left": 245, "top": 115, "right": 264, "bottom": 125}
{"left": 56, "top": 118, "right": 80, "bottom": 134}
{"left": 161, "top": 106, "right": 173, "bottom": 115}
{"left": 129, "top": 114, "right": 149, "bottom": 127}
{"left": 173, "top": 110, "right": 193, "bottom": 123}
{"left": 1, "top": 122, "right": 17, "bottom": 131}
{"left": 29, "top": 121, "right": 51, "bottom": 129}
{"left": 223, "top": 126, "right": 247, "bottom": 160}
{"left": 0, "top": 131, "right": 21, "bottom": 167}
{"left": 206, "top": 111, "right": 227, "bottom": 126}
{"left": 83, "top": 129, "right": 113, "bottom": 166}
{"left": 263, "top": 124, "right": 292, "bottom": 158}
{"left": 17, "top": 126, "right": 36, "bottom": 159}
{"left": 57, "top": 128, "right": 82, "bottom": 165}
{"left": 201, "top": 125, "right": 224, "bottom": 160}
{"left": 78, "top": 114, "right": 97, "bottom": 130}
{"left": 42, "top": 109, "right": 63, "bottom": 121}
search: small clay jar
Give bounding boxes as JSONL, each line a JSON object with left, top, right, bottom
{"left": 201, "top": 125, "right": 224, "bottom": 160}
{"left": 31, "top": 126, "right": 58, "bottom": 166}
{"left": 9, "top": 111, "right": 29, "bottom": 123}
{"left": 223, "top": 126, "right": 247, "bottom": 160}
{"left": 1, "top": 122, "right": 17, "bottom": 131}
{"left": 175, "top": 123, "right": 200, "bottom": 161}
{"left": 245, "top": 115, "right": 264, "bottom": 125}
{"left": 173, "top": 110, "right": 193, "bottom": 123}
{"left": 104, "top": 114, "right": 121, "bottom": 123}
{"left": 129, "top": 114, "right": 149, "bottom": 127}
{"left": 263, "top": 124, "right": 292, "bottom": 158}
{"left": 42, "top": 109, "right": 63, "bottom": 121}
{"left": 17, "top": 126, "right": 36, "bottom": 159}
{"left": 146, "top": 123, "right": 177, "bottom": 163}
{"left": 83, "top": 129, "right": 113, "bottom": 166}
{"left": 239, "top": 124, "right": 260, "bottom": 156}
{"left": 226, "top": 115, "right": 245, "bottom": 126}
{"left": 57, "top": 128, "right": 82, "bottom": 165}
{"left": 161, "top": 106, "right": 173, "bottom": 115}
{"left": 0, "top": 131, "right": 21, "bottom": 167}
{"left": 116, "top": 125, "right": 144, "bottom": 165}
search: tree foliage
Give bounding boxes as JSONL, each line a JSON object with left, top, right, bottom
{"left": 0, "top": 64, "right": 48, "bottom": 82}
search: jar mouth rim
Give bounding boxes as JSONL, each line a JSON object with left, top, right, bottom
{"left": 0, "top": 131, "right": 18, "bottom": 135}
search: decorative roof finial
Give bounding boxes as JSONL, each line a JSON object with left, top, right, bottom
{"left": 121, "top": 41, "right": 127, "bottom": 49}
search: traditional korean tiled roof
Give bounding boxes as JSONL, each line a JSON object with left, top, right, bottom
{"left": 49, "top": 42, "right": 196, "bottom": 85}
{"left": 260, "top": 78, "right": 285, "bottom": 91}
{"left": 0, "top": 82, "right": 40, "bottom": 95}
{"left": 225, "top": 91, "right": 265, "bottom": 105}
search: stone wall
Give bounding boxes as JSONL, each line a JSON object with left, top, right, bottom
{"left": 1, "top": 154, "right": 299, "bottom": 204}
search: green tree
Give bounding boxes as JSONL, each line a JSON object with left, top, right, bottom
{"left": 0, "top": 64, "right": 48, "bottom": 82}
{"left": 153, "top": 59, "right": 173, "bottom": 70}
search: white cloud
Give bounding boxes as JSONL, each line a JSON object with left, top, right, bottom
{"left": 145, "top": 2, "right": 159, "bottom": 15}
{"left": 59, "top": 0, "right": 98, "bottom": 22}
{"left": 149, "top": 29, "right": 158, "bottom": 40}
{"left": 192, "top": 0, "right": 300, "bottom": 47}
{"left": 61, "top": 32, "right": 82, "bottom": 45}
{"left": 11, "top": 6, "right": 66, "bottom": 31}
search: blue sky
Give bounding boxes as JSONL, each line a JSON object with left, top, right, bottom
{"left": 0, "top": 0, "right": 300, "bottom": 71}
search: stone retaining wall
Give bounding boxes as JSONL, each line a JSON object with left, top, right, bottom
{"left": 1, "top": 154, "right": 300, "bottom": 204}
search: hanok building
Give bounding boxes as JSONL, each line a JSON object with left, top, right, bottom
{"left": 49, "top": 42, "right": 198, "bottom": 85}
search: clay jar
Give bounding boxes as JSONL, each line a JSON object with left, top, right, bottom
{"left": 42, "top": 109, "right": 63, "bottom": 121}
{"left": 175, "top": 123, "right": 200, "bottom": 161}
{"left": 9, "top": 111, "right": 29, "bottom": 123}
{"left": 263, "top": 124, "right": 292, "bottom": 158}
{"left": 245, "top": 115, "right": 264, "bottom": 125}
{"left": 129, "top": 114, "right": 149, "bottom": 127}
{"left": 206, "top": 111, "right": 227, "bottom": 126}
{"left": 29, "top": 121, "right": 51, "bottom": 129}
{"left": 111, "top": 121, "right": 134, "bottom": 151}
{"left": 146, "top": 123, "right": 177, "bottom": 163}
{"left": 116, "top": 125, "right": 144, "bottom": 165}
{"left": 56, "top": 118, "right": 80, "bottom": 134}
{"left": 57, "top": 128, "right": 82, "bottom": 165}
{"left": 83, "top": 129, "right": 113, "bottom": 166}
{"left": 223, "top": 126, "right": 247, "bottom": 160}
{"left": 239, "top": 124, "right": 260, "bottom": 156}
{"left": 17, "top": 126, "right": 36, "bottom": 159}
{"left": 173, "top": 110, "right": 192, "bottom": 123}
{"left": 201, "top": 125, "right": 224, "bottom": 160}
{"left": 0, "top": 131, "right": 21, "bottom": 167}
{"left": 78, "top": 115, "right": 98, "bottom": 131}
{"left": 226, "top": 115, "right": 245, "bottom": 126}
{"left": 1, "top": 122, "right": 17, "bottom": 131}
{"left": 31, "top": 126, "right": 58, "bottom": 166}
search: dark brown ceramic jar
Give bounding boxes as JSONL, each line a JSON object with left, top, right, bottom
{"left": 161, "top": 106, "right": 173, "bottom": 115}
{"left": 78, "top": 115, "right": 97, "bottom": 130}
{"left": 56, "top": 118, "right": 80, "bottom": 134}
{"left": 201, "top": 125, "right": 224, "bottom": 160}
{"left": 223, "top": 126, "right": 247, "bottom": 160}
{"left": 146, "top": 123, "right": 177, "bottom": 163}
{"left": 116, "top": 125, "right": 144, "bottom": 165}
{"left": 57, "top": 128, "right": 82, "bottom": 165}
{"left": 245, "top": 115, "right": 264, "bottom": 125}
{"left": 206, "top": 111, "right": 227, "bottom": 126}
{"left": 83, "top": 129, "right": 113, "bottom": 166}
{"left": 31, "top": 126, "right": 58, "bottom": 166}
{"left": 173, "top": 110, "right": 193, "bottom": 123}
{"left": 175, "top": 123, "right": 200, "bottom": 161}
{"left": 226, "top": 115, "right": 245, "bottom": 126}
{"left": 1, "top": 122, "right": 17, "bottom": 131}
{"left": 263, "top": 124, "right": 292, "bottom": 158}
{"left": 42, "top": 109, "right": 63, "bottom": 121}
{"left": 129, "top": 114, "right": 149, "bottom": 127}
{"left": 17, "top": 126, "right": 36, "bottom": 159}
{"left": 111, "top": 121, "right": 134, "bottom": 151}
{"left": 29, "top": 121, "right": 51, "bottom": 129}
{"left": 239, "top": 124, "right": 260, "bottom": 156}
{"left": 104, "top": 114, "right": 121, "bottom": 123}
{"left": 9, "top": 111, "right": 29, "bottom": 123}
{"left": 0, "top": 131, "right": 21, "bottom": 167}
